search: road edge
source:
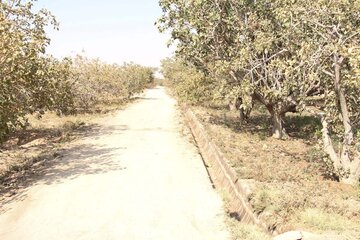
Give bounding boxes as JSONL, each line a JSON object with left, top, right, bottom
{"left": 182, "top": 106, "right": 277, "bottom": 235}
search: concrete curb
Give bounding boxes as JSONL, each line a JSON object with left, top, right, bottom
{"left": 183, "top": 107, "right": 276, "bottom": 234}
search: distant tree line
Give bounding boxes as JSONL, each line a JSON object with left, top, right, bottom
{"left": 0, "top": 0, "right": 154, "bottom": 142}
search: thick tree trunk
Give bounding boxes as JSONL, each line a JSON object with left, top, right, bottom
{"left": 272, "top": 112, "right": 288, "bottom": 139}
{"left": 349, "top": 158, "right": 360, "bottom": 184}
{"left": 322, "top": 117, "right": 360, "bottom": 184}
{"left": 253, "top": 92, "right": 288, "bottom": 139}
{"left": 242, "top": 99, "right": 253, "bottom": 122}
{"left": 237, "top": 98, "right": 246, "bottom": 123}
{"left": 267, "top": 106, "right": 288, "bottom": 139}
{"left": 239, "top": 108, "right": 245, "bottom": 122}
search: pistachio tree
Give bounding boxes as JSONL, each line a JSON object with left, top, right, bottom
{"left": 158, "top": 0, "right": 321, "bottom": 139}
{"left": 296, "top": 0, "right": 360, "bottom": 184}
{"left": 158, "top": 0, "right": 360, "bottom": 183}
{"left": 70, "top": 55, "right": 155, "bottom": 111}
{"left": 161, "top": 57, "right": 215, "bottom": 104}
{"left": 0, "top": 0, "right": 61, "bottom": 140}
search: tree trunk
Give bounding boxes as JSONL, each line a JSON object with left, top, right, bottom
{"left": 239, "top": 108, "right": 245, "bottom": 122}
{"left": 319, "top": 55, "right": 360, "bottom": 185}
{"left": 229, "top": 97, "right": 251, "bottom": 123}
{"left": 321, "top": 116, "right": 342, "bottom": 171}
{"left": 322, "top": 117, "right": 360, "bottom": 184}
{"left": 268, "top": 106, "right": 288, "bottom": 139}
{"left": 334, "top": 53, "right": 360, "bottom": 183}
{"left": 237, "top": 98, "right": 246, "bottom": 123}
{"left": 341, "top": 166, "right": 360, "bottom": 185}
{"left": 240, "top": 99, "right": 253, "bottom": 123}
{"left": 334, "top": 54, "right": 354, "bottom": 146}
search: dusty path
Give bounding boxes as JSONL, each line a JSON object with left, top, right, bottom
{"left": 0, "top": 87, "right": 229, "bottom": 240}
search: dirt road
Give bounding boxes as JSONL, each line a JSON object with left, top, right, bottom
{"left": 0, "top": 87, "right": 229, "bottom": 240}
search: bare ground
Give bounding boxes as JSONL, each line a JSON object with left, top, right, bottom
{"left": 0, "top": 87, "right": 229, "bottom": 240}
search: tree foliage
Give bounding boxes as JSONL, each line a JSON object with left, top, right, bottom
{"left": 158, "top": 0, "right": 320, "bottom": 138}
{"left": 70, "top": 55, "right": 154, "bottom": 112}
{"left": 0, "top": 0, "right": 61, "bottom": 139}
{"left": 161, "top": 57, "right": 214, "bottom": 105}
{"left": 297, "top": 0, "right": 360, "bottom": 184}
{"left": 0, "top": 0, "right": 155, "bottom": 141}
{"left": 158, "top": 0, "right": 360, "bottom": 183}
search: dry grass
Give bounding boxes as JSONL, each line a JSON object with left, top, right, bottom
{"left": 192, "top": 105, "right": 360, "bottom": 237}
{"left": 219, "top": 188, "right": 271, "bottom": 240}
{"left": 226, "top": 218, "right": 272, "bottom": 240}
{"left": 296, "top": 208, "right": 359, "bottom": 232}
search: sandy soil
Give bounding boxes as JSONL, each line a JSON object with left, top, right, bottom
{"left": 0, "top": 87, "right": 229, "bottom": 240}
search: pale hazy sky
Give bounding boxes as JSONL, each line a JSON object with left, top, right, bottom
{"left": 35, "top": 0, "right": 174, "bottom": 67}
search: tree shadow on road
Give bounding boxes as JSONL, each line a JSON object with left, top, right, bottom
{"left": 40, "top": 144, "right": 126, "bottom": 185}
{"left": 0, "top": 143, "right": 126, "bottom": 214}
{"left": 133, "top": 96, "right": 160, "bottom": 101}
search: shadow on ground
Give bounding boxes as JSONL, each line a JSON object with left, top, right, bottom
{"left": 205, "top": 111, "right": 321, "bottom": 141}
{"left": 0, "top": 124, "right": 129, "bottom": 214}
{"left": 1, "top": 123, "right": 128, "bottom": 151}
{"left": 133, "top": 97, "right": 159, "bottom": 101}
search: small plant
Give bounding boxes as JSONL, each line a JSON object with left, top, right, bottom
{"left": 251, "top": 189, "right": 271, "bottom": 215}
